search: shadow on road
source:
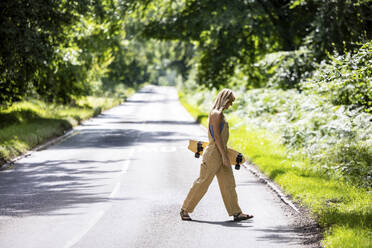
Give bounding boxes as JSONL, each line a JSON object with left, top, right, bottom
{"left": 255, "top": 226, "right": 312, "bottom": 245}
{"left": 191, "top": 219, "right": 253, "bottom": 228}
{"left": 53, "top": 128, "right": 190, "bottom": 150}
{"left": 0, "top": 158, "right": 139, "bottom": 217}
{"left": 102, "top": 120, "right": 198, "bottom": 125}
{"left": 0, "top": 110, "right": 196, "bottom": 217}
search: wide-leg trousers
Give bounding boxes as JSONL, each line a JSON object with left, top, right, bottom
{"left": 182, "top": 158, "right": 242, "bottom": 216}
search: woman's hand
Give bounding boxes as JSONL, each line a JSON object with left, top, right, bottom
{"left": 222, "top": 154, "right": 230, "bottom": 168}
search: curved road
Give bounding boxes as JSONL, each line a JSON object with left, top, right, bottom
{"left": 0, "top": 85, "right": 311, "bottom": 247}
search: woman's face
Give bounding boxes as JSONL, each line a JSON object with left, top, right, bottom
{"left": 225, "top": 97, "right": 235, "bottom": 110}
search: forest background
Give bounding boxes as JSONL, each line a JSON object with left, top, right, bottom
{"left": 0, "top": 0, "right": 371, "bottom": 247}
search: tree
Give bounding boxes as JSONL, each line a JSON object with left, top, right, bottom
{"left": 140, "top": 0, "right": 371, "bottom": 88}
{"left": 0, "top": 0, "right": 139, "bottom": 105}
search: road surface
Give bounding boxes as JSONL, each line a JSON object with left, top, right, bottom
{"left": 0, "top": 85, "right": 312, "bottom": 247}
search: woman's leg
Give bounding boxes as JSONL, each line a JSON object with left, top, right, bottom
{"left": 216, "top": 166, "right": 242, "bottom": 216}
{"left": 182, "top": 161, "right": 218, "bottom": 213}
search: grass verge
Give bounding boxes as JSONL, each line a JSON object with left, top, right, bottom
{"left": 0, "top": 88, "right": 136, "bottom": 165}
{"left": 178, "top": 91, "right": 372, "bottom": 248}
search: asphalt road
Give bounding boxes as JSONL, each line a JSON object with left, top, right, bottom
{"left": 0, "top": 85, "right": 310, "bottom": 248}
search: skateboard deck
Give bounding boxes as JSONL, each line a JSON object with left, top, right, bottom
{"left": 188, "top": 139, "right": 246, "bottom": 170}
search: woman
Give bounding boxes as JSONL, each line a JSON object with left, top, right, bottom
{"left": 180, "top": 89, "right": 253, "bottom": 221}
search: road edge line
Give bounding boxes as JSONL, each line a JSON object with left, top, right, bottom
{"left": 0, "top": 129, "right": 76, "bottom": 171}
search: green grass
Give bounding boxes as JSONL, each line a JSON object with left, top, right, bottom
{"left": 0, "top": 89, "right": 136, "bottom": 164}
{"left": 178, "top": 91, "right": 372, "bottom": 248}
{"left": 178, "top": 91, "right": 209, "bottom": 126}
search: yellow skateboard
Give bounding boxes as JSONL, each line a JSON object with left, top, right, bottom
{"left": 188, "top": 139, "right": 245, "bottom": 170}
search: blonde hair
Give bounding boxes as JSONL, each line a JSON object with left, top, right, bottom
{"left": 212, "top": 89, "right": 235, "bottom": 111}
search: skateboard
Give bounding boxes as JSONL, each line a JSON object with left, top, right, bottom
{"left": 188, "top": 139, "right": 245, "bottom": 170}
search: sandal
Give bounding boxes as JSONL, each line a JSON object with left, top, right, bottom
{"left": 233, "top": 212, "right": 254, "bottom": 222}
{"left": 180, "top": 209, "right": 192, "bottom": 221}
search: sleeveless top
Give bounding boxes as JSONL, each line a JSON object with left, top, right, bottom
{"left": 202, "top": 114, "right": 229, "bottom": 164}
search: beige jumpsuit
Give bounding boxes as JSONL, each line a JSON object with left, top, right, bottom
{"left": 182, "top": 116, "right": 242, "bottom": 216}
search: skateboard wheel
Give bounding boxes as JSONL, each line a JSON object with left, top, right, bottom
{"left": 197, "top": 141, "right": 203, "bottom": 152}
{"left": 236, "top": 153, "right": 243, "bottom": 163}
{"left": 235, "top": 164, "right": 240, "bottom": 170}
{"left": 195, "top": 152, "right": 200, "bottom": 158}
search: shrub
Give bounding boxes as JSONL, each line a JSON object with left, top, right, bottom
{"left": 302, "top": 41, "right": 372, "bottom": 112}
{"left": 256, "top": 48, "right": 316, "bottom": 90}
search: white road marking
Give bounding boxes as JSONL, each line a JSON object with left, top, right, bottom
{"left": 63, "top": 210, "right": 106, "bottom": 248}
{"left": 127, "top": 148, "right": 135, "bottom": 157}
{"left": 159, "top": 146, "right": 177, "bottom": 152}
{"left": 63, "top": 180, "right": 124, "bottom": 248}
{"left": 121, "top": 160, "right": 130, "bottom": 175}
{"left": 63, "top": 149, "right": 135, "bottom": 248}
{"left": 110, "top": 182, "right": 121, "bottom": 198}
{"left": 133, "top": 145, "right": 186, "bottom": 153}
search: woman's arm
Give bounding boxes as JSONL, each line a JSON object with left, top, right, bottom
{"left": 210, "top": 110, "right": 230, "bottom": 167}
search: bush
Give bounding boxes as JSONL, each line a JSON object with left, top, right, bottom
{"left": 256, "top": 48, "right": 316, "bottom": 90}
{"left": 325, "top": 141, "right": 372, "bottom": 188}
{"left": 302, "top": 41, "right": 372, "bottom": 112}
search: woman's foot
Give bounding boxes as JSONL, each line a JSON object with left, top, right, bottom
{"left": 233, "top": 212, "right": 253, "bottom": 222}
{"left": 180, "top": 209, "right": 192, "bottom": 221}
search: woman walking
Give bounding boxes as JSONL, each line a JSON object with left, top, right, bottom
{"left": 180, "top": 89, "right": 253, "bottom": 221}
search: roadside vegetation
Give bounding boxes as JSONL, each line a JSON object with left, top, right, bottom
{"left": 0, "top": 88, "right": 137, "bottom": 165}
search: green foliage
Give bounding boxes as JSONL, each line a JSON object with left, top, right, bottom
{"left": 300, "top": 0, "right": 372, "bottom": 59}
{"left": 2, "top": 0, "right": 369, "bottom": 103}
{"left": 239, "top": 89, "right": 372, "bottom": 188}
{"left": 0, "top": 0, "right": 140, "bottom": 105}
{"left": 256, "top": 48, "right": 316, "bottom": 89}
{"left": 326, "top": 141, "right": 372, "bottom": 188}
{"left": 104, "top": 36, "right": 193, "bottom": 89}
{"left": 141, "top": 0, "right": 371, "bottom": 89}
{"left": 302, "top": 41, "right": 372, "bottom": 112}
{"left": 0, "top": 0, "right": 89, "bottom": 104}
{"left": 141, "top": 0, "right": 292, "bottom": 87}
